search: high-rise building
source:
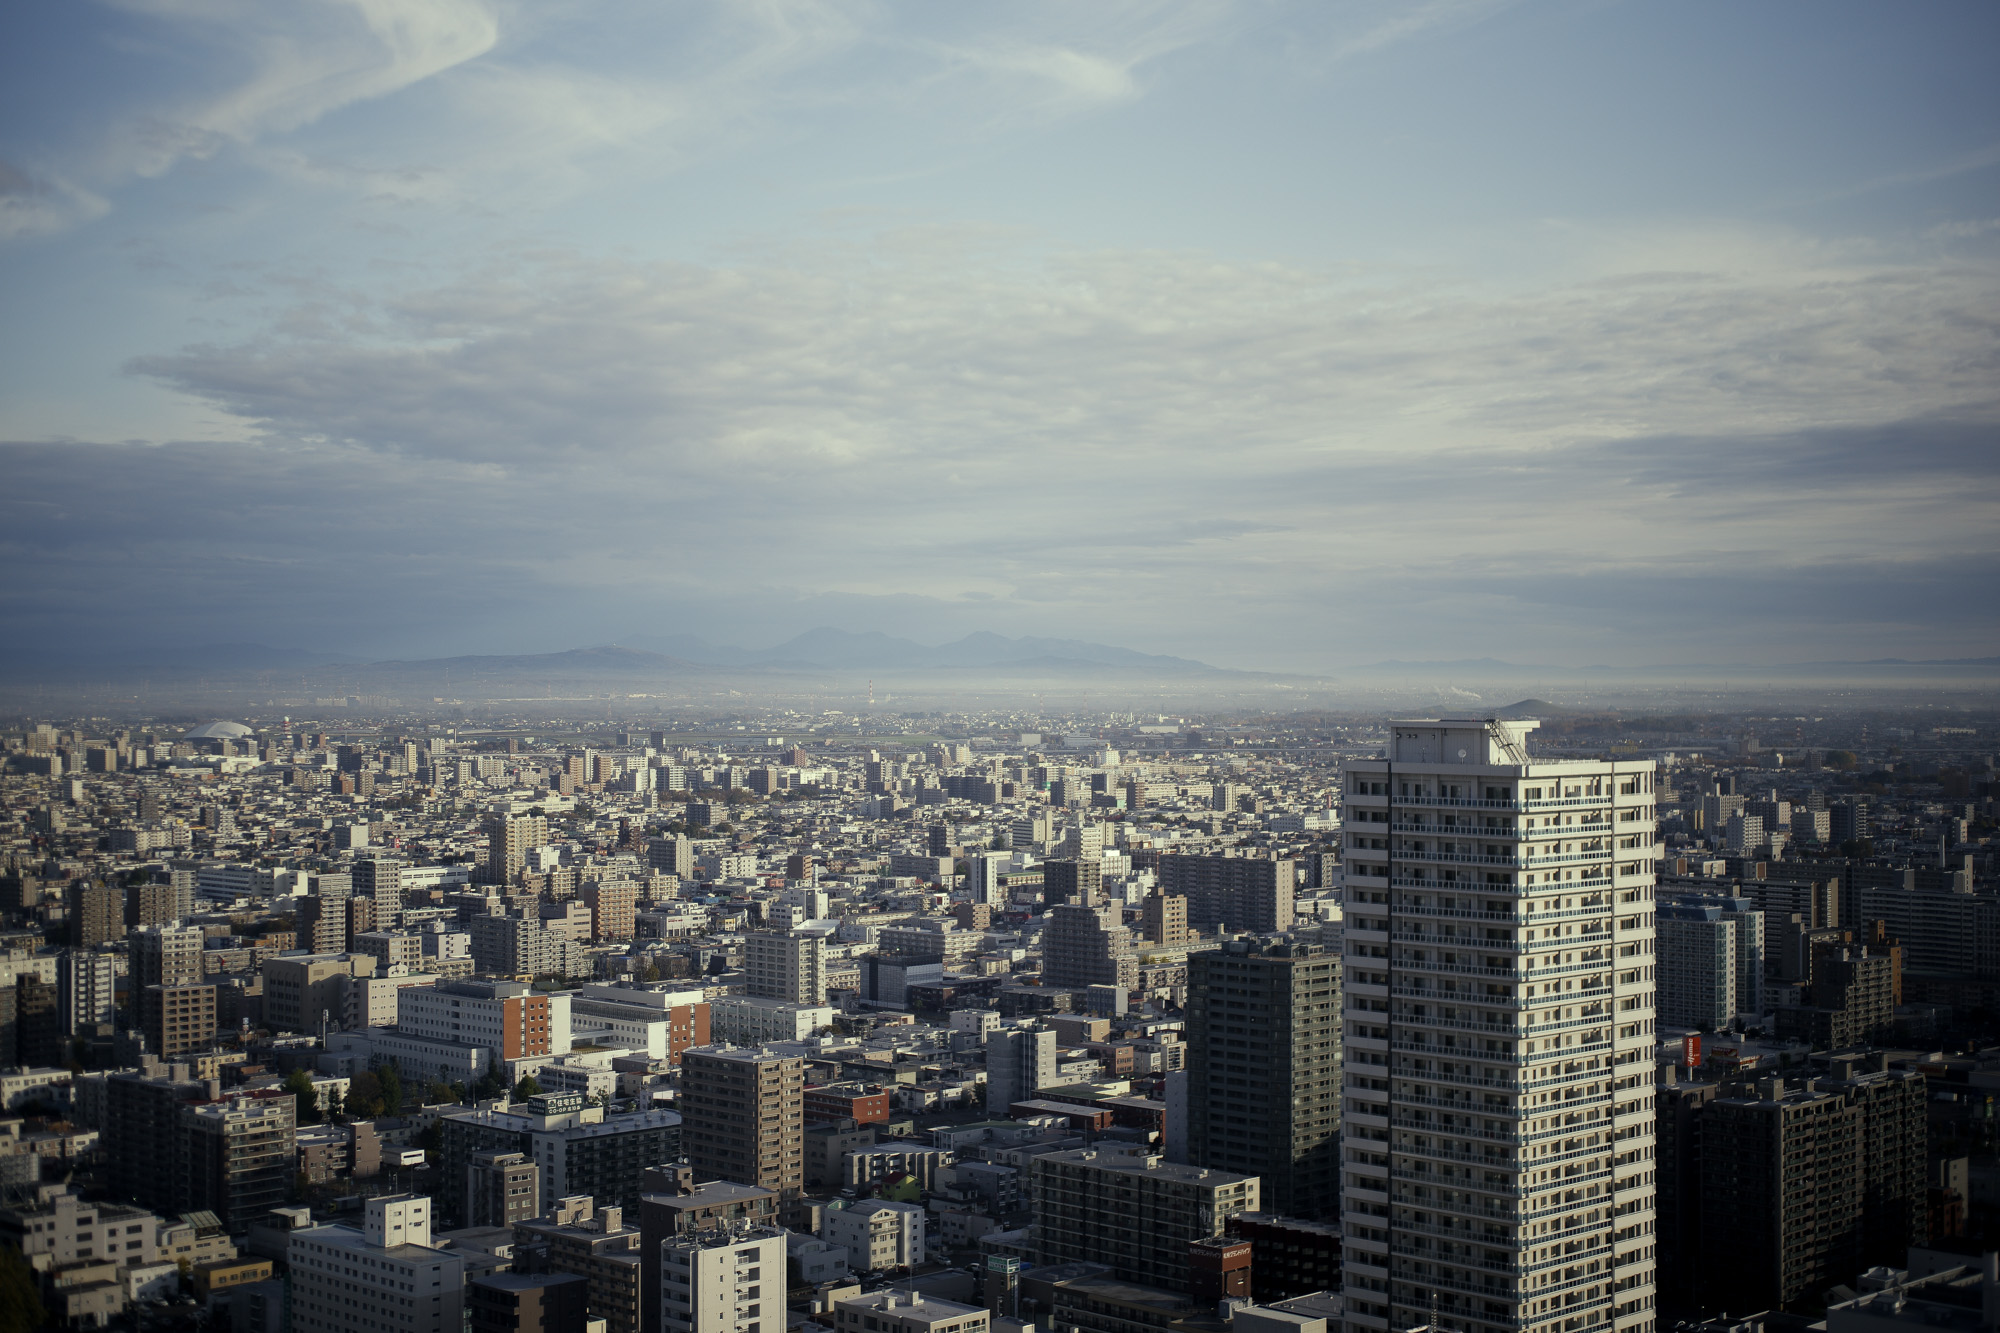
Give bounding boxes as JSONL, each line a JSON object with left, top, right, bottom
{"left": 679, "top": 1047, "right": 805, "bottom": 1213}
{"left": 183, "top": 1092, "right": 296, "bottom": 1234}
{"left": 146, "top": 983, "right": 217, "bottom": 1058}
{"left": 1680, "top": 1067, "right": 1925, "bottom": 1316}
{"left": 966, "top": 854, "right": 1004, "bottom": 908}
{"left": 4, "top": 977, "right": 63, "bottom": 1067}
{"left": 1340, "top": 718, "right": 1659, "bottom": 1333}
{"left": 1041, "top": 903, "right": 1137, "bottom": 991}
{"left": 1157, "top": 854, "right": 1295, "bottom": 934}
{"left": 580, "top": 878, "right": 639, "bottom": 943}
{"left": 67, "top": 882, "right": 123, "bottom": 948}
{"left": 125, "top": 879, "right": 184, "bottom": 929}
{"left": 290, "top": 1195, "right": 465, "bottom": 1333}
{"left": 1140, "top": 891, "right": 1190, "bottom": 947}
{"left": 744, "top": 932, "right": 826, "bottom": 1004}
{"left": 132, "top": 923, "right": 206, "bottom": 1032}
{"left": 1185, "top": 940, "right": 1342, "bottom": 1220}
{"left": 57, "top": 948, "right": 117, "bottom": 1034}
{"left": 637, "top": 1167, "right": 781, "bottom": 1333}
{"left": 656, "top": 1225, "right": 786, "bottom": 1333}
{"left": 647, "top": 835, "right": 693, "bottom": 878}
{"left": 487, "top": 815, "right": 551, "bottom": 884}
{"left": 985, "top": 1027, "right": 1056, "bottom": 1111}
{"left": 297, "top": 895, "right": 351, "bottom": 955}
{"left": 353, "top": 857, "right": 406, "bottom": 915}
{"left": 262, "top": 953, "right": 377, "bottom": 1035}
{"left": 1029, "top": 1147, "right": 1260, "bottom": 1292}
{"left": 1042, "top": 859, "right": 1102, "bottom": 908}
{"left": 1657, "top": 906, "right": 1738, "bottom": 1031}
{"left": 470, "top": 914, "right": 589, "bottom": 979}
{"left": 512, "top": 1196, "right": 646, "bottom": 1333}
{"left": 1773, "top": 943, "right": 1896, "bottom": 1049}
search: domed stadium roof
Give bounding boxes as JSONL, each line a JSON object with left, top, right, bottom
{"left": 183, "top": 720, "right": 254, "bottom": 740}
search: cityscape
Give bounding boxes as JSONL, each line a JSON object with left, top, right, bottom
{"left": 0, "top": 699, "right": 1996, "bottom": 1333}
{"left": 3, "top": 6, "right": 1998, "bottom": 1333}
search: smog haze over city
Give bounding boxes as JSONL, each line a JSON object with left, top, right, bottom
{"left": 2, "top": 2, "right": 1998, "bottom": 714}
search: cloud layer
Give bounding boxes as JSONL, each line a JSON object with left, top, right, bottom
{"left": 4, "top": 235, "right": 1990, "bottom": 667}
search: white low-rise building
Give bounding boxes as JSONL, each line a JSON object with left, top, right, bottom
{"left": 289, "top": 1195, "right": 464, "bottom": 1333}
{"left": 709, "top": 996, "right": 832, "bottom": 1046}
{"left": 820, "top": 1198, "right": 926, "bottom": 1274}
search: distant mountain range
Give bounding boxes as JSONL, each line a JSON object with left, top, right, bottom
{"left": 1358, "top": 655, "right": 2000, "bottom": 676}
{"left": 621, "top": 628, "right": 1234, "bottom": 674}
{"left": 4, "top": 631, "right": 1995, "bottom": 691}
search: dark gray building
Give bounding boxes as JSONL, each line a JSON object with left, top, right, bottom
{"left": 1185, "top": 940, "right": 1341, "bottom": 1219}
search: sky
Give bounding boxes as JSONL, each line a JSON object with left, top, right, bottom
{"left": 2, "top": 0, "right": 1997, "bottom": 674}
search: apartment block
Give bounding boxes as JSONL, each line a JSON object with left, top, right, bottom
{"left": 470, "top": 1272, "right": 589, "bottom": 1333}
{"left": 679, "top": 1047, "right": 806, "bottom": 1213}
{"left": 468, "top": 1150, "right": 541, "bottom": 1229}
{"left": 1340, "top": 719, "right": 1659, "bottom": 1333}
{"left": 657, "top": 1226, "right": 785, "bottom": 1333}
{"left": 398, "top": 979, "right": 558, "bottom": 1060}
{"left": 290, "top": 1196, "right": 465, "bottom": 1333}
{"left": 437, "top": 1093, "right": 683, "bottom": 1229}
{"left": 1185, "top": 939, "right": 1341, "bottom": 1220}
{"left": 145, "top": 982, "right": 217, "bottom": 1058}
{"left": 745, "top": 932, "right": 827, "bottom": 1004}
{"left": 1157, "top": 853, "right": 1296, "bottom": 935}
{"left": 513, "top": 1196, "right": 645, "bottom": 1333}
{"left": 1029, "top": 1147, "right": 1259, "bottom": 1292}
{"left": 1657, "top": 907, "right": 1738, "bottom": 1031}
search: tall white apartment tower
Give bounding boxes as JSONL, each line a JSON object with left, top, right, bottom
{"left": 1340, "top": 719, "right": 1658, "bottom": 1333}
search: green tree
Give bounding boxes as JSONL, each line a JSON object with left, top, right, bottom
{"left": 344, "top": 1070, "right": 385, "bottom": 1119}
{"left": 282, "top": 1068, "right": 321, "bottom": 1125}
{"left": 512, "top": 1074, "right": 542, "bottom": 1100}
{"left": 472, "top": 1066, "right": 509, "bottom": 1101}
{"left": 0, "top": 1245, "right": 46, "bottom": 1333}
{"left": 376, "top": 1062, "right": 404, "bottom": 1116}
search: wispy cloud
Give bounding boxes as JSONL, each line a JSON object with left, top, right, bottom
{"left": 1322, "top": 0, "right": 1518, "bottom": 61}
{"left": 107, "top": 0, "right": 499, "bottom": 175}
{"left": 0, "top": 160, "right": 110, "bottom": 240}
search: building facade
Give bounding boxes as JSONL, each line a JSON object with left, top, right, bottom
{"left": 744, "top": 933, "right": 827, "bottom": 1005}
{"left": 1157, "top": 855, "right": 1296, "bottom": 934}
{"left": 679, "top": 1047, "right": 805, "bottom": 1214}
{"left": 1185, "top": 940, "right": 1341, "bottom": 1220}
{"left": 1029, "top": 1147, "right": 1259, "bottom": 1292}
{"left": 437, "top": 1094, "right": 683, "bottom": 1230}
{"left": 290, "top": 1195, "right": 465, "bottom": 1333}
{"left": 1340, "top": 718, "right": 1659, "bottom": 1333}
{"left": 657, "top": 1226, "right": 786, "bottom": 1333}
